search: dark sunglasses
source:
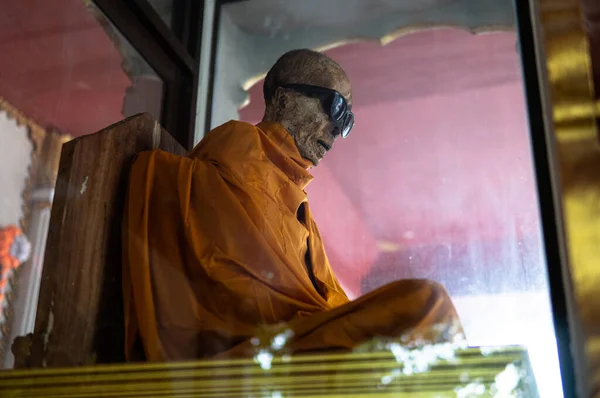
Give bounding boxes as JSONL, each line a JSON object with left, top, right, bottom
{"left": 281, "top": 83, "right": 354, "bottom": 138}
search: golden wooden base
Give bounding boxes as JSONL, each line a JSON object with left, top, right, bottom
{"left": 0, "top": 346, "right": 537, "bottom": 397}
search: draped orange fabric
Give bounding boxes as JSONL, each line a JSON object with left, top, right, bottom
{"left": 123, "top": 120, "right": 463, "bottom": 361}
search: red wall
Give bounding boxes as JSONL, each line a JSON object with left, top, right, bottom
{"left": 0, "top": 0, "right": 130, "bottom": 136}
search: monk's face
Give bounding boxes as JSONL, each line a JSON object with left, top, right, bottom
{"left": 278, "top": 78, "right": 352, "bottom": 166}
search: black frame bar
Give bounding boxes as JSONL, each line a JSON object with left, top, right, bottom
{"left": 204, "top": 1, "right": 221, "bottom": 133}
{"left": 514, "top": 0, "right": 577, "bottom": 396}
{"left": 94, "top": 0, "right": 204, "bottom": 149}
{"left": 204, "top": 0, "right": 251, "bottom": 132}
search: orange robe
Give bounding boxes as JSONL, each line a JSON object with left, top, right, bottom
{"left": 123, "top": 120, "right": 463, "bottom": 361}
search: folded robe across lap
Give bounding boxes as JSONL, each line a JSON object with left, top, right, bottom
{"left": 123, "top": 120, "right": 463, "bottom": 361}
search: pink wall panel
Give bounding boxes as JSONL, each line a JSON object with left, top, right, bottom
{"left": 307, "top": 164, "right": 379, "bottom": 298}
{"left": 311, "top": 82, "right": 544, "bottom": 296}
{"left": 323, "top": 82, "right": 539, "bottom": 246}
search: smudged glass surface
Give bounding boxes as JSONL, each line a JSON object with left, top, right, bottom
{"left": 212, "top": 1, "right": 563, "bottom": 396}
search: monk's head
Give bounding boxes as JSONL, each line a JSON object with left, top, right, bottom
{"left": 262, "top": 49, "right": 353, "bottom": 166}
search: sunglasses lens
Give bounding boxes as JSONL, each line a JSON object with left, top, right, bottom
{"left": 330, "top": 94, "right": 345, "bottom": 120}
{"left": 342, "top": 113, "right": 354, "bottom": 138}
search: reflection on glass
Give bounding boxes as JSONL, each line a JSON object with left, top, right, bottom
{"left": 211, "top": 1, "right": 563, "bottom": 397}
{"left": 86, "top": 2, "right": 165, "bottom": 123}
{"left": 146, "top": 0, "right": 174, "bottom": 29}
{"left": 0, "top": 0, "right": 163, "bottom": 368}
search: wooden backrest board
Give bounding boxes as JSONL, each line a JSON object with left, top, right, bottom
{"left": 21, "top": 114, "right": 187, "bottom": 367}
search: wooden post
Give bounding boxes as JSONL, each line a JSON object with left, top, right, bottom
{"left": 15, "top": 114, "right": 186, "bottom": 367}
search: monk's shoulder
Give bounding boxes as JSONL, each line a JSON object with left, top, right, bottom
{"left": 128, "top": 151, "right": 198, "bottom": 190}
{"left": 210, "top": 120, "right": 258, "bottom": 137}
{"left": 132, "top": 149, "right": 192, "bottom": 168}
{"left": 190, "top": 120, "right": 264, "bottom": 163}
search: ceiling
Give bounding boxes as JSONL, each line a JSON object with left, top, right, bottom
{"left": 240, "top": 28, "right": 521, "bottom": 111}
{"left": 225, "top": 0, "right": 515, "bottom": 36}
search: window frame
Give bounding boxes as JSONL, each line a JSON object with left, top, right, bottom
{"left": 94, "top": 0, "right": 204, "bottom": 150}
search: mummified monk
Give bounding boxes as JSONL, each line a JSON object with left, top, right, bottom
{"left": 123, "top": 49, "right": 463, "bottom": 361}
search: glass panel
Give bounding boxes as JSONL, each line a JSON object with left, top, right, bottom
{"left": 146, "top": 0, "right": 174, "bottom": 29}
{"left": 207, "top": 1, "right": 563, "bottom": 397}
{"left": 87, "top": 2, "right": 165, "bottom": 122}
{"left": 0, "top": 1, "right": 569, "bottom": 398}
{"left": 0, "top": 0, "right": 163, "bottom": 368}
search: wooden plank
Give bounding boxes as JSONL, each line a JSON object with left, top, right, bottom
{"left": 0, "top": 346, "right": 539, "bottom": 397}
{"left": 18, "top": 114, "right": 186, "bottom": 368}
